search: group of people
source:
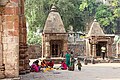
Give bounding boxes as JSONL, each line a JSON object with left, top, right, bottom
{"left": 30, "top": 51, "right": 82, "bottom": 72}
{"left": 31, "top": 59, "right": 54, "bottom": 72}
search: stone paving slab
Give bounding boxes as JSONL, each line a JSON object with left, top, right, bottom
{"left": 19, "top": 72, "right": 46, "bottom": 80}
{"left": 20, "top": 63, "right": 120, "bottom": 80}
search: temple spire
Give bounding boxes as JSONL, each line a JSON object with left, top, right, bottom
{"left": 43, "top": 5, "right": 66, "bottom": 33}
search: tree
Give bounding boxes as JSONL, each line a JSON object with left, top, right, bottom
{"left": 79, "top": 0, "right": 120, "bottom": 34}
{"left": 111, "top": 0, "right": 120, "bottom": 33}
{"left": 56, "top": 0, "right": 84, "bottom": 31}
{"left": 95, "top": 4, "right": 115, "bottom": 33}
{"left": 79, "top": 0, "right": 97, "bottom": 32}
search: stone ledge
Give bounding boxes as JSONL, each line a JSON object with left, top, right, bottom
{"left": 0, "top": 77, "right": 20, "bottom": 80}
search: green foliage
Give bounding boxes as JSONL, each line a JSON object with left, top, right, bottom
{"left": 95, "top": 4, "right": 114, "bottom": 26}
{"left": 114, "top": 8, "right": 120, "bottom": 18}
{"left": 57, "top": 0, "right": 84, "bottom": 31}
{"left": 79, "top": 0, "right": 120, "bottom": 34}
{"left": 27, "top": 31, "right": 42, "bottom": 45}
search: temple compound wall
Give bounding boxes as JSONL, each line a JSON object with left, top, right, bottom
{"left": 0, "top": 0, "right": 28, "bottom": 78}
{"left": 27, "top": 45, "right": 42, "bottom": 59}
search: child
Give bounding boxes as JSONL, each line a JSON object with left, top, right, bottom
{"left": 76, "top": 60, "right": 82, "bottom": 71}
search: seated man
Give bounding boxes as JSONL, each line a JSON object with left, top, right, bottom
{"left": 48, "top": 60, "right": 54, "bottom": 68}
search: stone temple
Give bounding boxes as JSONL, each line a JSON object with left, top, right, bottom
{"left": 42, "top": 6, "right": 68, "bottom": 58}
{"left": 86, "top": 19, "right": 115, "bottom": 59}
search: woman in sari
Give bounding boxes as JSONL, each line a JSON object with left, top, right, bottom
{"left": 65, "top": 51, "right": 71, "bottom": 67}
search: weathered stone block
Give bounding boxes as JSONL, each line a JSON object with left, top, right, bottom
{"left": 3, "top": 43, "right": 7, "bottom": 51}
{"left": 8, "top": 30, "right": 19, "bottom": 36}
{"left": 6, "top": 21, "right": 13, "bottom": 29}
{"left": 3, "top": 37, "right": 19, "bottom": 43}
{"left": 0, "top": 71, "right": 5, "bottom": 78}
{"left": 14, "top": 20, "right": 19, "bottom": 30}
{"left": 0, "top": 25, "right": 2, "bottom": 32}
{"left": 4, "top": 44, "right": 19, "bottom": 71}
{"left": 5, "top": 7, "right": 15, "bottom": 15}
{"left": 5, "top": 16, "right": 13, "bottom": 21}
{"left": 13, "top": 30, "right": 19, "bottom": 36}
{"left": 5, "top": 69, "right": 19, "bottom": 78}
{"left": 7, "top": 44, "right": 19, "bottom": 52}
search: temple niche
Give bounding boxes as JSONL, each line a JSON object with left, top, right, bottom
{"left": 42, "top": 6, "right": 68, "bottom": 58}
{"left": 86, "top": 19, "right": 115, "bottom": 59}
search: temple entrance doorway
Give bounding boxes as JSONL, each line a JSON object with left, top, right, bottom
{"left": 50, "top": 40, "right": 63, "bottom": 57}
{"left": 96, "top": 41, "right": 107, "bottom": 57}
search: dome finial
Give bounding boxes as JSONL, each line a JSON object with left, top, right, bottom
{"left": 50, "top": 4, "right": 57, "bottom": 12}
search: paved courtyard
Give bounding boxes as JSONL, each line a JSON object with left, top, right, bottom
{"left": 20, "top": 63, "right": 120, "bottom": 80}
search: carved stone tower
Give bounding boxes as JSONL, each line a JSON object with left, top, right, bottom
{"left": 42, "top": 5, "right": 68, "bottom": 58}
{"left": 86, "top": 19, "right": 114, "bottom": 58}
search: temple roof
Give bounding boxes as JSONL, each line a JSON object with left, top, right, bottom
{"left": 43, "top": 5, "right": 66, "bottom": 33}
{"left": 87, "top": 19, "right": 105, "bottom": 37}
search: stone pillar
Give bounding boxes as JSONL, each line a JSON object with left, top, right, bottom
{"left": 45, "top": 41, "right": 50, "bottom": 57}
{"left": 107, "top": 38, "right": 114, "bottom": 57}
{"left": 92, "top": 44, "right": 96, "bottom": 57}
{"left": 63, "top": 40, "right": 68, "bottom": 55}
{"left": 2, "top": 1, "right": 19, "bottom": 77}
{"left": 107, "top": 44, "right": 112, "bottom": 57}
{"left": 0, "top": 10, "right": 5, "bottom": 79}
{"left": 42, "top": 34, "right": 45, "bottom": 58}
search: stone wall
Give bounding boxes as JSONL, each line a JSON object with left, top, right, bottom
{"left": 68, "top": 41, "right": 86, "bottom": 57}
{"left": 27, "top": 45, "right": 42, "bottom": 59}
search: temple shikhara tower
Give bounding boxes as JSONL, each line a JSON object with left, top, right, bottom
{"left": 42, "top": 6, "right": 68, "bottom": 58}
{"left": 86, "top": 19, "right": 114, "bottom": 58}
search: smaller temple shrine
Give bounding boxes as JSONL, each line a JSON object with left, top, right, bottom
{"left": 86, "top": 19, "right": 115, "bottom": 59}
{"left": 42, "top": 6, "right": 68, "bottom": 58}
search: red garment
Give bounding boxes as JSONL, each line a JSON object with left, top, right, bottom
{"left": 48, "top": 61, "right": 54, "bottom": 68}
{"left": 31, "top": 64, "right": 39, "bottom": 72}
{"left": 61, "top": 62, "right": 67, "bottom": 70}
